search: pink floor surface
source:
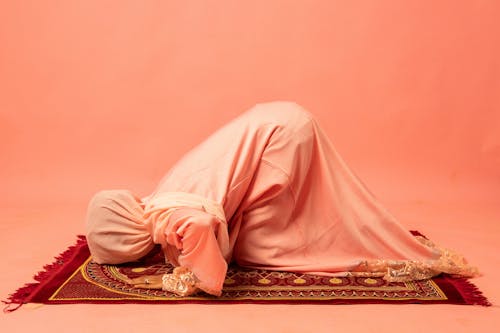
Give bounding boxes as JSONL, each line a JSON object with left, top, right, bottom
{"left": 1, "top": 198, "right": 498, "bottom": 332}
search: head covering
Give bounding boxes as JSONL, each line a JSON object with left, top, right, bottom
{"left": 85, "top": 190, "right": 154, "bottom": 264}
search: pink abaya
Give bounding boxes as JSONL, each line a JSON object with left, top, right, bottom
{"left": 136, "top": 101, "right": 476, "bottom": 295}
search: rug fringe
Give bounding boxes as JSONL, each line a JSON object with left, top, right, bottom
{"left": 3, "top": 235, "right": 87, "bottom": 312}
{"left": 452, "top": 277, "right": 492, "bottom": 306}
{"left": 410, "top": 230, "right": 426, "bottom": 238}
{"left": 3, "top": 234, "right": 492, "bottom": 308}
{"left": 409, "top": 231, "right": 490, "bottom": 306}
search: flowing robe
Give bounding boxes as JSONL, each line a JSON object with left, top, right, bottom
{"left": 142, "top": 101, "right": 442, "bottom": 295}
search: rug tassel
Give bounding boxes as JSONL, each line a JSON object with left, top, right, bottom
{"left": 3, "top": 301, "right": 24, "bottom": 313}
{"left": 3, "top": 235, "right": 87, "bottom": 312}
{"left": 454, "top": 278, "right": 491, "bottom": 306}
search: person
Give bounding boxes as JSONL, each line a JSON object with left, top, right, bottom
{"left": 85, "top": 101, "right": 478, "bottom": 297}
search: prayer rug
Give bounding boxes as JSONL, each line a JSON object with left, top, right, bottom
{"left": 4, "top": 234, "right": 490, "bottom": 310}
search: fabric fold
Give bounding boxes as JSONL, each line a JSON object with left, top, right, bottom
{"left": 143, "top": 191, "right": 231, "bottom": 263}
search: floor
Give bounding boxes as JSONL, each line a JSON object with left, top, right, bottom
{"left": 1, "top": 197, "right": 498, "bottom": 332}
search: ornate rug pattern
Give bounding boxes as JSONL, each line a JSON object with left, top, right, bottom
{"left": 4, "top": 235, "right": 491, "bottom": 309}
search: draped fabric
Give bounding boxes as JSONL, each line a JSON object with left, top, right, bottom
{"left": 143, "top": 101, "right": 477, "bottom": 287}
{"left": 85, "top": 190, "right": 154, "bottom": 265}
{"left": 142, "top": 193, "right": 230, "bottom": 295}
{"left": 86, "top": 191, "right": 230, "bottom": 295}
{"left": 87, "top": 101, "right": 478, "bottom": 296}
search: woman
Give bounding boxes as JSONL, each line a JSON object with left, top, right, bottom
{"left": 86, "top": 101, "right": 478, "bottom": 297}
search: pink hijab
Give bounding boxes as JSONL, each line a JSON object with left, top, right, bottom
{"left": 85, "top": 190, "right": 154, "bottom": 264}
{"left": 85, "top": 189, "right": 230, "bottom": 265}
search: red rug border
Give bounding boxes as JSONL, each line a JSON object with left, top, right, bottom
{"left": 3, "top": 235, "right": 89, "bottom": 312}
{"left": 4, "top": 233, "right": 491, "bottom": 311}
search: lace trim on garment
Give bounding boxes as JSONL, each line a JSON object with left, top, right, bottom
{"left": 162, "top": 267, "right": 199, "bottom": 297}
{"left": 348, "top": 236, "right": 480, "bottom": 282}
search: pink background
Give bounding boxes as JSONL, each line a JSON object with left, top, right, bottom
{"left": 1, "top": 1, "right": 499, "bottom": 331}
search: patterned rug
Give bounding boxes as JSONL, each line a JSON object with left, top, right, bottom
{"left": 4, "top": 234, "right": 490, "bottom": 310}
